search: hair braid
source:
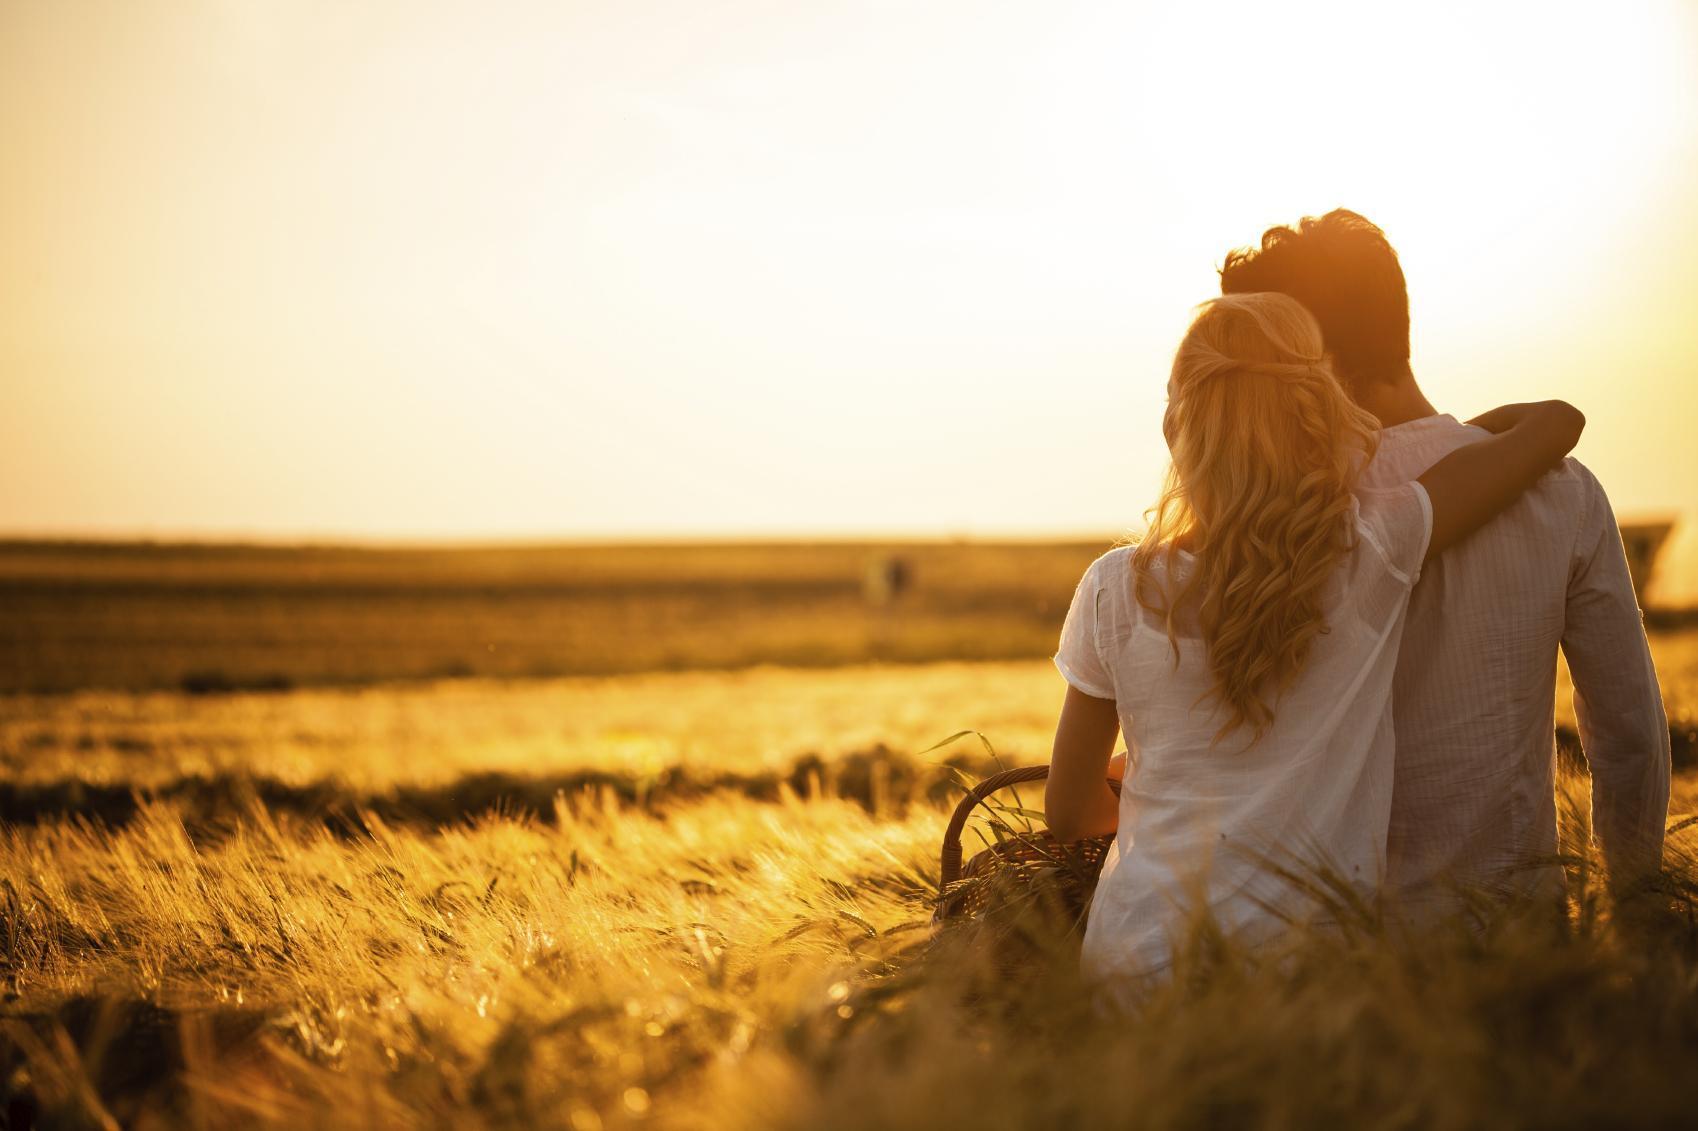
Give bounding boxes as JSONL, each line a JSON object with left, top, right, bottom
{"left": 1125, "top": 293, "right": 1379, "bottom": 744}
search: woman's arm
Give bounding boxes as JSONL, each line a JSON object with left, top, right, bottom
{"left": 1417, "top": 400, "right": 1585, "bottom": 561}
{"left": 1045, "top": 685, "right": 1122, "bottom": 842}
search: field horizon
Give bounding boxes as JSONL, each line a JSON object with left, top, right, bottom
{"left": 5, "top": 537, "right": 1695, "bottom": 699}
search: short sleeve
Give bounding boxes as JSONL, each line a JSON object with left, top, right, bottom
{"left": 1053, "top": 556, "right": 1116, "bottom": 699}
{"left": 1354, "top": 481, "right": 1433, "bottom": 589}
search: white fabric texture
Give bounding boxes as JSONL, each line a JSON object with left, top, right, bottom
{"left": 1357, "top": 414, "right": 1669, "bottom": 905}
{"left": 1054, "top": 482, "right": 1433, "bottom": 980}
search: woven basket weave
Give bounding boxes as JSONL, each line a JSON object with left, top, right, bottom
{"left": 934, "top": 764, "right": 1121, "bottom": 924}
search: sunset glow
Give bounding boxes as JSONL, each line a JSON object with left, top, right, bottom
{"left": 3, "top": 0, "right": 1696, "bottom": 592}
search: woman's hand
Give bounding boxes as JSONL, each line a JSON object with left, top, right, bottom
{"left": 1465, "top": 400, "right": 1585, "bottom": 454}
{"left": 1465, "top": 402, "right": 1544, "bottom": 435}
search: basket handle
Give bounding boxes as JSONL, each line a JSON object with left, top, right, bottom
{"left": 939, "top": 764, "right": 1122, "bottom": 887}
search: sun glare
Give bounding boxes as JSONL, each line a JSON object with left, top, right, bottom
{"left": 1092, "top": 2, "right": 1694, "bottom": 312}
{"left": 1, "top": 0, "right": 1695, "bottom": 586}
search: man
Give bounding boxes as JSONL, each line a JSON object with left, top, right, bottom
{"left": 1219, "top": 209, "right": 1670, "bottom": 912}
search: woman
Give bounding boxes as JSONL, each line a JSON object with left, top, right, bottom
{"left": 1045, "top": 292, "right": 1583, "bottom": 988}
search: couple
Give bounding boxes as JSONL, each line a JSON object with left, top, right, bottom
{"left": 1045, "top": 210, "right": 1671, "bottom": 988}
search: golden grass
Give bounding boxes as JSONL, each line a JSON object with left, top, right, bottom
{"left": 3, "top": 767, "right": 1698, "bottom": 1129}
{"left": 3, "top": 641, "right": 1696, "bottom": 1128}
{"left": 1, "top": 789, "right": 939, "bottom": 1129}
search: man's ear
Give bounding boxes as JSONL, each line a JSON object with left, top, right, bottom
{"left": 1324, "top": 353, "right": 1358, "bottom": 394}
{"left": 1337, "top": 366, "right": 1402, "bottom": 428}
{"left": 1331, "top": 360, "right": 1382, "bottom": 414}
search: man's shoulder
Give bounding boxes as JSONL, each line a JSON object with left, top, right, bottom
{"left": 1366, "top": 439, "right": 1606, "bottom": 564}
{"left": 1529, "top": 455, "right": 1607, "bottom": 518}
{"left": 1366, "top": 421, "right": 1605, "bottom": 506}
{"left": 1548, "top": 454, "right": 1605, "bottom": 494}
{"left": 1462, "top": 454, "right": 1601, "bottom": 540}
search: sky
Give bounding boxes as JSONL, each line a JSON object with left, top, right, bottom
{"left": 3, "top": 1, "right": 1697, "bottom": 593}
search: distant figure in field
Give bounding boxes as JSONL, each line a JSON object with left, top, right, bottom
{"left": 864, "top": 554, "right": 911, "bottom": 606}
{"left": 1043, "top": 214, "right": 1670, "bottom": 997}
{"left": 1045, "top": 290, "right": 1589, "bottom": 992}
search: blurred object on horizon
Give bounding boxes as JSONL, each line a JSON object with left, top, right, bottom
{"left": 1622, "top": 518, "right": 1675, "bottom": 606}
{"left": 863, "top": 554, "right": 912, "bottom": 607}
{"left": 1625, "top": 518, "right": 1698, "bottom": 630}
{"left": 863, "top": 552, "right": 913, "bottom": 659}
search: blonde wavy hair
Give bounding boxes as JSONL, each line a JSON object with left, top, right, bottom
{"left": 1128, "top": 292, "right": 1381, "bottom": 744}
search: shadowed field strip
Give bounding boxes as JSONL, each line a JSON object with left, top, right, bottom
{"left": 2, "top": 725, "right": 1695, "bottom": 836}
{"left": 0, "top": 747, "right": 985, "bottom": 833}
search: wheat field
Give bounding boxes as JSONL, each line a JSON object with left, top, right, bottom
{"left": 4, "top": 542, "right": 1698, "bottom": 1128}
{"left": 3, "top": 649, "right": 1697, "bottom": 1128}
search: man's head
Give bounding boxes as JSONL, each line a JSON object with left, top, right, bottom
{"left": 1218, "top": 210, "right": 1409, "bottom": 391}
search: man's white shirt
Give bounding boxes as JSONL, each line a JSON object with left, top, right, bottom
{"left": 1359, "top": 413, "right": 1669, "bottom": 907}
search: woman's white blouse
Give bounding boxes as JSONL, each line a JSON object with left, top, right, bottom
{"left": 1053, "top": 482, "right": 1433, "bottom": 983}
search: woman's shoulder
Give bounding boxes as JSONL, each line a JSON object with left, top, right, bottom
{"left": 1094, "top": 542, "right": 1137, "bottom": 571}
{"left": 1082, "top": 544, "right": 1159, "bottom": 631}
{"left": 1080, "top": 543, "right": 1140, "bottom": 592}
{"left": 1068, "top": 540, "right": 1121, "bottom": 575}
{"left": 1347, "top": 481, "right": 1434, "bottom": 590}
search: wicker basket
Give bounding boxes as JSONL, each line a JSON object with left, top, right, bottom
{"left": 934, "top": 764, "right": 1120, "bottom": 925}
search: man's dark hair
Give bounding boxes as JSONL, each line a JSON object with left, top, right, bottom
{"left": 1218, "top": 209, "right": 1409, "bottom": 383}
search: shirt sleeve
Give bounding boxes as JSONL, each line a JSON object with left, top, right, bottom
{"left": 1053, "top": 556, "right": 1116, "bottom": 699}
{"left": 1560, "top": 463, "right": 1670, "bottom": 883}
{"left": 1355, "top": 481, "right": 1434, "bottom": 588}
